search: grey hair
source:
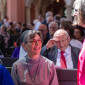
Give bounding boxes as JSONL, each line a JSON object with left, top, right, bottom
{"left": 1, "top": 24, "right": 7, "bottom": 32}
{"left": 48, "top": 21, "right": 58, "bottom": 28}
{"left": 23, "top": 30, "right": 43, "bottom": 44}
{"left": 46, "top": 11, "right": 53, "bottom": 18}
{"left": 53, "top": 29, "right": 69, "bottom": 38}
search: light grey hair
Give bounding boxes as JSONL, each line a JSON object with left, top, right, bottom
{"left": 0, "top": 24, "right": 7, "bottom": 32}
{"left": 46, "top": 11, "right": 53, "bottom": 18}
{"left": 48, "top": 21, "right": 58, "bottom": 28}
{"left": 53, "top": 29, "right": 69, "bottom": 38}
{"left": 23, "top": 30, "right": 43, "bottom": 44}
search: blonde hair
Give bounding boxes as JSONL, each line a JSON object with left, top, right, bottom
{"left": 73, "top": 0, "right": 85, "bottom": 24}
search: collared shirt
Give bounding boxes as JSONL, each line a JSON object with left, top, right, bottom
{"left": 70, "top": 39, "right": 82, "bottom": 49}
{"left": 55, "top": 46, "right": 73, "bottom": 69}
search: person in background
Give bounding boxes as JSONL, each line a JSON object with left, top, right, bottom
{"left": 11, "top": 30, "right": 59, "bottom": 85}
{"left": 0, "top": 25, "right": 10, "bottom": 57}
{"left": 38, "top": 24, "right": 50, "bottom": 46}
{"left": 0, "top": 20, "right": 4, "bottom": 26}
{"left": 46, "top": 16, "right": 54, "bottom": 25}
{"left": 20, "top": 23, "right": 30, "bottom": 33}
{"left": 74, "top": 25, "right": 84, "bottom": 43}
{"left": 59, "top": 17, "right": 67, "bottom": 29}
{"left": 33, "top": 15, "right": 44, "bottom": 31}
{"left": 11, "top": 37, "right": 20, "bottom": 58}
{"left": 0, "top": 34, "right": 5, "bottom": 57}
{"left": 3, "top": 16, "right": 9, "bottom": 28}
{"left": 73, "top": 0, "right": 85, "bottom": 85}
{"left": 15, "top": 22, "right": 22, "bottom": 34}
{"left": 0, "top": 65, "right": 14, "bottom": 85}
{"left": 42, "top": 11, "right": 53, "bottom": 27}
{"left": 27, "top": 22, "right": 33, "bottom": 30}
{"left": 48, "top": 21, "right": 58, "bottom": 38}
{"left": 54, "top": 14, "right": 61, "bottom": 28}
{"left": 62, "top": 21, "right": 82, "bottom": 49}
{"left": 8, "top": 22, "right": 18, "bottom": 35}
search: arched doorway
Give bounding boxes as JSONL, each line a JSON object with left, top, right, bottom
{"left": 46, "top": 0, "right": 65, "bottom": 16}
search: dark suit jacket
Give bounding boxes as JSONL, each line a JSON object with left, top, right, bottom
{"left": 40, "top": 45, "right": 80, "bottom": 69}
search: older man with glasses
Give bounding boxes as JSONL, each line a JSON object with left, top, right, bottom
{"left": 41, "top": 29, "right": 80, "bottom": 69}
{"left": 48, "top": 21, "right": 58, "bottom": 38}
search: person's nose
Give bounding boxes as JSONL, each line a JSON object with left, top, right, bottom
{"left": 35, "top": 40, "right": 39, "bottom": 45}
{"left": 60, "top": 41, "right": 64, "bottom": 46}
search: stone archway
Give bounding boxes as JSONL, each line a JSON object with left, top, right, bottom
{"left": 46, "top": 0, "right": 65, "bottom": 16}
{"left": 25, "top": 0, "right": 75, "bottom": 23}
{"left": 38, "top": 0, "right": 65, "bottom": 17}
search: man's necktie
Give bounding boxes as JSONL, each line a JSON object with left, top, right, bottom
{"left": 60, "top": 51, "right": 67, "bottom": 68}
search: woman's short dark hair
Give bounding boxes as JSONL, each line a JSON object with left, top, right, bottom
{"left": 75, "top": 25, "right": 84, "bottom": 36}
{"left": 62, "top": 21, "right": 74, "bottom": 39}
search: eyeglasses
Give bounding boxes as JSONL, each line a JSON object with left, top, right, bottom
{"left": 49, "top": 27, "right": 57, "bottom": 30}
{"left": 39, "top": 29, "right": 46, "bottom": 31}
{"left": 54, "top": 38, "right": 68, "bottom": 44}
{"left": 26, "top": 39, "right": 41, "bottom": 45}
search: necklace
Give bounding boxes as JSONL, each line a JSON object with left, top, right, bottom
{"left": 27, "top": 58, "right": 40, "bottom": 83}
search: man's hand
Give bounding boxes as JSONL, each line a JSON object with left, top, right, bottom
{"left": 46, "top": 39, "right": 57, "bottom": 49}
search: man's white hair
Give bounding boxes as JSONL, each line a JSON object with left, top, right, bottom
{"left": 46, "top": 11, "right": 53, "bottom": 18}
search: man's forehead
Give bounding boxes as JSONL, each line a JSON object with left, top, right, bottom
{"left": 54, "top": 30, "right": 66, "bottom": 36}
{"left": 39, "top": 25, "right": 47, "bottom": 29}
{"left": 49, "top": 23, "right": 56, "bottom": 26}
{"left": 54, "top": 34, "right": 66, "bottom": 38}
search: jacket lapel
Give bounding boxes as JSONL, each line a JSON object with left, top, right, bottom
{"left": 71, "top": 46, "right": 78, "bottom": 69}
{"left": 48, "top": 46, "right": 58, "bottom": 64}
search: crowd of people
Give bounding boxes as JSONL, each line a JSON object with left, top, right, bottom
{"left": 0, "top": 11, "right": 84, "bottom": 58}
{"left": 0, "top": 0, "right": 85, "bottom": 84}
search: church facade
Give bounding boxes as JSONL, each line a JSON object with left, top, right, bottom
{"left": 0, "top": 0, "right": 75, "bottom": 23}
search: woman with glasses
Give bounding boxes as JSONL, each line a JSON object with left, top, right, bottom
{"left": 11, "top": 30, "right": 59, "bottom": 85}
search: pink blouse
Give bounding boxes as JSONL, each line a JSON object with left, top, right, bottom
{"left": 78, "top": 39, "right": 85, "bottom": 85}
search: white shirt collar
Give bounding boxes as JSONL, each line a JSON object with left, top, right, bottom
{"left": 58, "top": 46, "right": 71, "bottom": 54}
{"left": 56, "top": 45, "right": 73, "bottom": 69}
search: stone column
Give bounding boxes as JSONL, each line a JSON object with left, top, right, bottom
{"left": 35, "top": 5, "right": 39, "bottom": 18}
{"left": 66, "top": 6, "right": 72, "bottom": 21}
{"left": 0, "top": 0, "right": 6, "bottom": 20}
{"left": 34, "top": 0, "right": 42, "bottom": 18}
{"left": 7, "top": 0, "right": 25, "bottom": 23}
{"left": 64, "top": 0, "right": 74, "bottom": 21}
{"left": 25, "top": 0, "right": 34, "bottom": 23}
{"left": 25, "top": 7, "right": 31, "bottom": 23}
